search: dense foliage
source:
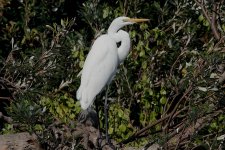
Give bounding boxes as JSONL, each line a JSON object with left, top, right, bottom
{"left": 0, "top": 0, "right": 224, "bottom": 149}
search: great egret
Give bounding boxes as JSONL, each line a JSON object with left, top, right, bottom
{"left": 76, "top": 16, "right": 149, "bottom": 146}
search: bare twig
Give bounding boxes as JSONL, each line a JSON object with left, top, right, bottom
{"left": 0, "top": 97, "right": 11, "bottom": 100}
{"left": 119, "top": 106, "right": 188, "bottom": 145}
{"left": 174, "top": 122, "right": 186, "bottom": 150}
{"left": 163, "top": 84, "right": 193, "bottom": 131}
{"left": 122, "top": 66, "right": 133, "bottom": 98}
{"left": 123, "top": 0, "right": 128, "bottom": 16}
{"left": 169, "top": 51, "right": 187, "bottom": 77}
{"left": 119, "top": 113, "right": 171, "bottom": 145}
{"left": 166, "top": 108, "right": 224, "bottom": 148}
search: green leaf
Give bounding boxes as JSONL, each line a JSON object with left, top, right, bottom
{"left": 149, "top": 89, "right": 153, "bottom": 96}
{"left": 153, "top": 1, "right": 161, "bottom": 10}
{"left": 69, "top": 113, "right": 75, "bottom": 119}
{"left": 108, "top": 127, "right": 114, "bottom": 134}
{"left": 119, "top": 124, "right": 126, "bottom": 133}
{"left": 150, "top": 111, "right": 157, "bottom": 121}
{"left": 118, "top": 109, "right": 123, "bottom": 118}
{"left": 67, "top": 101, "right": 74, "bottom": 108}
{"left": 222, "top": 24, "right": 225, "bottom": 32}
{"left": 198, "top": 15, "right": 204, "bottom": 22}
{"left": 73, "top": 50, "right": 79, "bottom": 58}
{"left": 130, "top": 30, "right": 136, "bottom": 38}
{"left": 142, "top": 61, "right": 147, "bottom": 69}
{"left": 139, "top": 50, "right": 145, "bottom": 57}
{"left": 160, "top": 89, "right": 166, "bottom": 95}
{"left": 79, "top": 61, "right": 84, "bottom": 68}
{"left": 34, "top": 124, "right": 43, "bottom": 131}
{"left": 56, "top": 106, "right": 63, "bottom": 117}
{"left": 140, "top": 23, "right": 148, "bottom": 30}
{"left": 103, "top": 7, "right": 109, "bottom": 18}
{"left": 60, "top": 104, "right": 68, "bottom": 113}
{"left": 142, "top": 74, "right": 147, "bottom": 82}
{"left": 160, "top": 96, "right": 167, "bottom": 105}
{"left": 210, "top": 122, "right": 218, "bottom": 129}
{"left": 45, "top": 25, "right": 54, "bottom": 31}
{"left": 203, "top": 20, "right": 209, "bottom": 27}
{"left": 61, "top": 19, "right": 65, "bottom": 28}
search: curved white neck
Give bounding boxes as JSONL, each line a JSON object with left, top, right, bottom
{"left": 110, "top": 30, "right": 131, "bottom": 63}
{"left": 107, "top": 19, "right": 131, "bottom": 34}
{"left": 118, "top": 34, "right": 130, "bottom": 63}
{"left": 108, "top": 24, "right": 121, "bottom": 34}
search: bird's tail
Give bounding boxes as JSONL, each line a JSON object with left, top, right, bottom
{"left": 77, "top": 86, "right": 92, "bottom": 110}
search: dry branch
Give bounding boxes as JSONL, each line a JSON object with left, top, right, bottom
{"left": 194, "top": 0, "right": 222, "bottom": 41}
{"left": 166, "top": 109, "right": 224, "bottom": 149}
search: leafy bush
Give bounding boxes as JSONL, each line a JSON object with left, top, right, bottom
{"left": 0, "top": 0, "right": 224, "bottom": 149}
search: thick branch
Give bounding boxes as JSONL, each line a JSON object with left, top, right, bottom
{"left": 194, "top": 0, "right": 221, "bottom": 40}
{"left": 194, "top": 0, "right": 211, "bottom": 23}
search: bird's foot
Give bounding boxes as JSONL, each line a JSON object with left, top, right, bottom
{"left": 105, "top": 138, "right": 116, "bottom": 150}
{"left": 97, "top": 134, "right": 103, "bottom": 148}
{"left": 100, "top": 139, "right": 116, "bottom": 150}
{"left": 78, "top": 109, "right": 89, "bottom": 123}
{"left": 96, "top": 129, "right": 116, "bottom": 149}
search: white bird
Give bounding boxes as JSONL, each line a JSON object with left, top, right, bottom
{"left": 76, "top": 16, "right": 149, "bottom": 109}
{"left": 76, "top": 16, "right": 149, "bottom": 147}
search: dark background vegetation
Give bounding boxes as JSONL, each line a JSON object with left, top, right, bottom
{"left": 0, "top": 0, "right": 225, "bottom": 149}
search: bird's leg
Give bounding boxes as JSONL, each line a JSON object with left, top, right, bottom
{"left": 95, "top": 97, "right": 102, "bottom": 148}
{"left": 104, "top": 85, "right": 116, "bottom": 149}
{"left": 104, "top": 85, "right": 109, "bottom": 143}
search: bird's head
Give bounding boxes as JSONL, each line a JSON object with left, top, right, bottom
{"left": 108, "top": 16, "right": 149, "bottom": 34}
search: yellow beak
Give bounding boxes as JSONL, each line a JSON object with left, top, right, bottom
{"left": 123, "top": 18, "right": 150, "bottom": 23}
